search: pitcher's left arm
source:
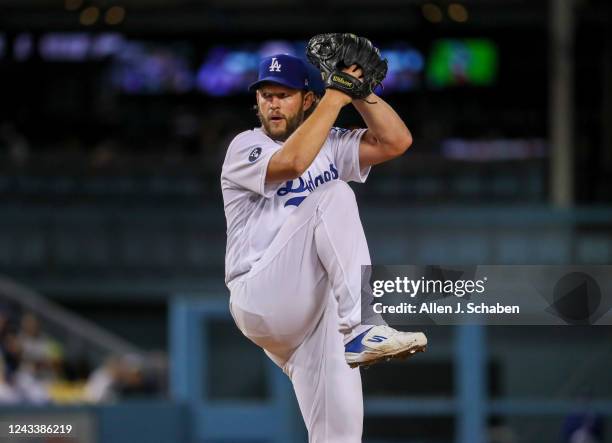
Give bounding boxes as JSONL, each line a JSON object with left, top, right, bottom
{"left": 353, "top": 94, "right": 413, "bottom": 168}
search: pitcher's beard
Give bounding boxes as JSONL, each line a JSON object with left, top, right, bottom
{"left": 259, "top": 109, "right": 304, "bottom": 142}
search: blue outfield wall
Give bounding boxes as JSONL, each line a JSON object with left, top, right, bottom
{"left": 97, "top": 401, "right": 190, "bottom": 443}
{"left": 0, "top": 401, "right": 190, "bottom": 443}
{"left": 169, "top": 297, "right": 612, "bottom": 443}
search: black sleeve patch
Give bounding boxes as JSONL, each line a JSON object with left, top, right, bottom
{"left": 248, "top": 147, "right": 263, "bottom": 162}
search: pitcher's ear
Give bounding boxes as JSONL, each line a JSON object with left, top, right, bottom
{"left": 303, "top": 91, "right": 315, "bottom": 111}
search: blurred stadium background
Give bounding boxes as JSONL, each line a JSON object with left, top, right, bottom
{"left": 1, "top": 0, "right": 611, "bottom": 442}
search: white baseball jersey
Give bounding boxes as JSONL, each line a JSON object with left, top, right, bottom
{"left": 221, "top": 126, "right": 370, "bottom": 285}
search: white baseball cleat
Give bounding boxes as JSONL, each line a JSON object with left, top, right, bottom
{"left": 344, "top": 325, "right": 427, "bottom": 368}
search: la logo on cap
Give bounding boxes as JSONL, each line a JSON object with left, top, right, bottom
{"left": 269, "top": 57, "right": 282, "bottom": 72}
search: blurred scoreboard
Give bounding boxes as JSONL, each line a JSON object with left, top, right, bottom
{"left": 0, "top": 32, "right": 498, "bottom": 95}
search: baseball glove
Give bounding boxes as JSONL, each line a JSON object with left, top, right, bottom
{"left": 306, "top": 33, "right": 388, "bottom": 101}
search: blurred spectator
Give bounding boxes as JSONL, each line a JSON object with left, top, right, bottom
{"left": 0, "top": 307, "right": 20, "bottom": 404}
{"left": 0, "top": 357, "right": 20, "bottom": 404}
{"left": 85, "top": 353, "right": 156, "bottom": 403}
{"left": 12, "top": 360, "right": 51, "bottom": 404}
{"left": 0, "top": 328, "right": 21, "bottom": 380}
{"left": 84, "top": 355, "right": 122, "bottom": 403}
{"left": 0, "top": 304, "right": 165, "bottom": 405}
{"left": 19, "top": 313, "right": 60, "bottom": 367}
{"left": 0, "top": 310, "right": 50, "bottom": 404}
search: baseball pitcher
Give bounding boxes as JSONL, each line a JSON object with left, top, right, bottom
{"left": 221, "top": 33, "right": 427, "bottom": 442}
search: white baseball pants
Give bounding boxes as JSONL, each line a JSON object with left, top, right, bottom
{"left": 228, "top": 180, "right": 372, "bottom": 443}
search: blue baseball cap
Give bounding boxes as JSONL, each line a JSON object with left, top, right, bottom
{"left": 305, "top": 62, "right": 325, "bottom": 97}
{"left": 249, "top": 53, "right": 325, "bottom": 96}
